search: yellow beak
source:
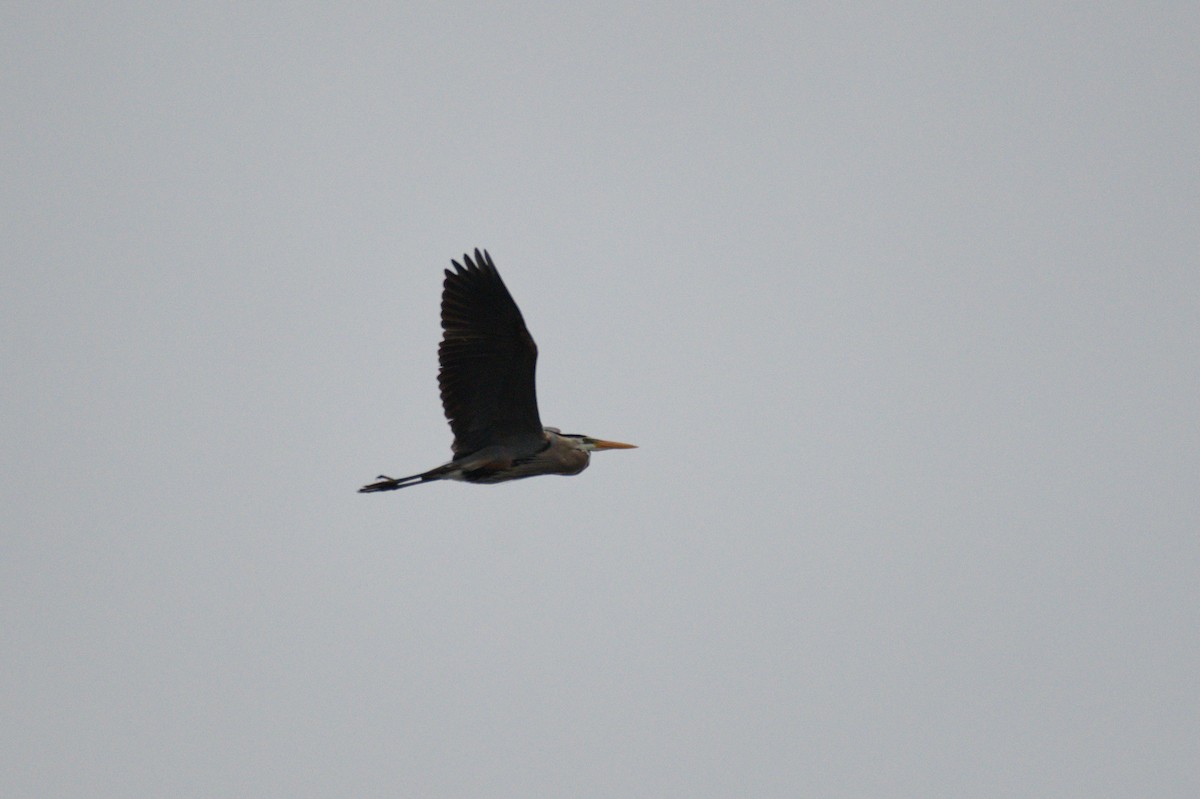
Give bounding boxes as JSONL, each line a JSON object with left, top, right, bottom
{"left": 590, "top": 439, "right": 637, "bottom": 450}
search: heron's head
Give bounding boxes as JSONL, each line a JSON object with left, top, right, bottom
{"left": 551, "top": 429, "right": 637, "bottom": 452}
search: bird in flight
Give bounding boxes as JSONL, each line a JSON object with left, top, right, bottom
{"left": 359, "top": 249, "right": 635, "bottom": 493}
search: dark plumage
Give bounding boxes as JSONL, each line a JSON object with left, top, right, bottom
{"left": 438, "top": 250, "right": 543, "bottom": 456}
{"left": 359, "top": 249, "right": 634, "bottom": 493}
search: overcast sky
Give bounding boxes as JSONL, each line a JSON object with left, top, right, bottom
{"left": 4, "top": 3, "right": 1198, "bottom": 796}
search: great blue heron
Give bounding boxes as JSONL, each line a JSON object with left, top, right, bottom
{"left": 359, "top": 249, "right": 635, "bottom": 493}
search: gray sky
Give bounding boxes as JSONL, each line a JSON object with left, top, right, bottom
{"left": 4, "top": 3, "right": 1198, "bottom": 796}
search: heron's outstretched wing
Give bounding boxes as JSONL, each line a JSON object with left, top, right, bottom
{"left": 438, "top": 249, "right": 543, "bottom": 456}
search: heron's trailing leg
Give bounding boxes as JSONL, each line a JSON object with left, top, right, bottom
{"left": 358, "top": 473, "right": 426, "bottom": 492}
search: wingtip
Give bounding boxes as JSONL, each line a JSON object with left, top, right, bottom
{"left": 448, "top": 249, "right": 496, "bottom": 277}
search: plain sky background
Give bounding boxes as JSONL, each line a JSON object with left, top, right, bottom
{"left": 4, "top": 3, "right": 1198, "bottom": 796}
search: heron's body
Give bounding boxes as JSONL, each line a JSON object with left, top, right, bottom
{"left": 359, "top": 250, "right": 634, "bottom": 493}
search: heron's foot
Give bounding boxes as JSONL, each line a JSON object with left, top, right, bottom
{"left": 359, "top": 475, "right": 401, "bottom": 493}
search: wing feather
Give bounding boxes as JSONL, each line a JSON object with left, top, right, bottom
{"left": 438, "top": 249, "right": 543, "bottom": 456}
